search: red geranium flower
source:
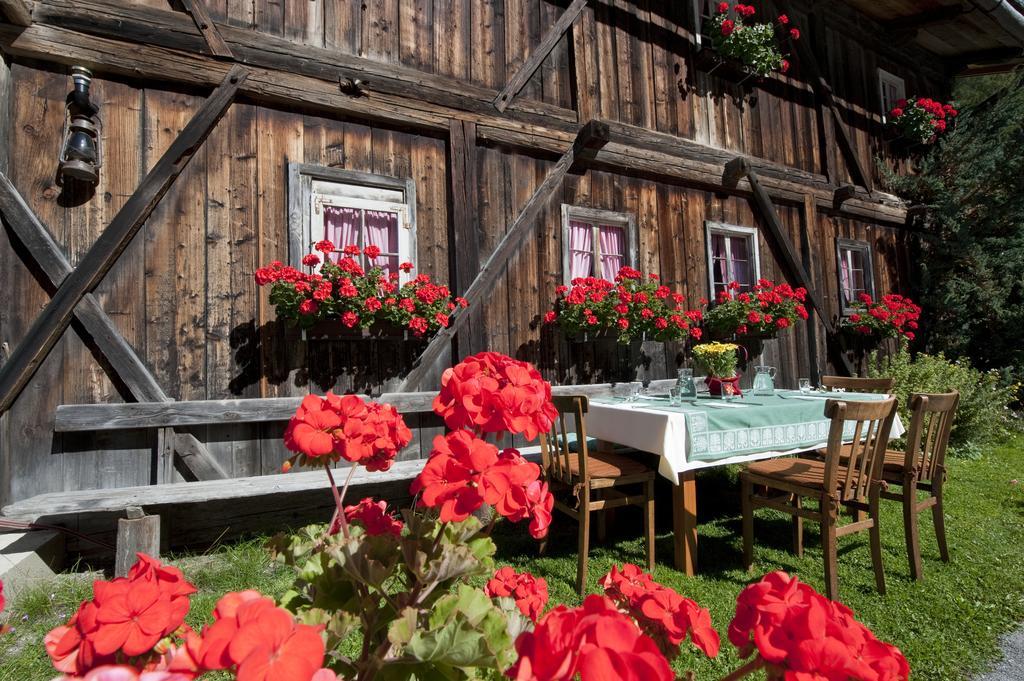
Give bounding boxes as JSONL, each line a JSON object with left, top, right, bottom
{"left": 314, "top": 240, "right": 335, "bottom": 254}
{"left": 301, "top": 253, "right": 320, "bottom": 267}
{"left": 508, "top": 595, "right": 674, "bottom": 681}
{"left": 342, "top": 498, "right": 404, "bottom": 537}
{"left": 485, "top": 567, "right": 549, "bottom": 621}
{"left": 298, "top": 299, "right": 318, "bottom": 316}
{"left": 721, "top": 18, "right": 735, "bottom": 36}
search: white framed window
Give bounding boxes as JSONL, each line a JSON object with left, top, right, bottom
{"left": 288, "top": 164, "right": 417, "bottom": 282}
{"left": 836, "top": 238, "right": 875, "bottom": 314}
{"left": 560, "top": 205, "right": 638, "bottom": 284}
{"left": 705, "top": 221, "right": 761, "bottom": 296}
{"left": 878, "top": 68, "right": 906, "bottom": 122}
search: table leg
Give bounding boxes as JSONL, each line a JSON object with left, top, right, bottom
{"left": 673, "top": 470, "right": 698, "bottom": 576}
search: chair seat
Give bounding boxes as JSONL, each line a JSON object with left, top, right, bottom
{"left": 744, "top": 457, "right": 853, "bottom": 491}
{"left": 567, "top": 450, "right": 653, "bottom": 479}
{"left": 818, "top": 445, "right": 911, "bottom": 475}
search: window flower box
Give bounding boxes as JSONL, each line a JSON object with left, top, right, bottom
{"left": 694, "top": 3, "right": 798, "bottom": 82}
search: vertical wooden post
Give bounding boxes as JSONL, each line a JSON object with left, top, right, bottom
{"left": 801, "top": 194, "right": 821, "bottom": 384}
{"left": 447, "top": 118, "right": 483, "bottom": 357}
{"left": 115, "top": 506, "right": 160, "bottom": 577}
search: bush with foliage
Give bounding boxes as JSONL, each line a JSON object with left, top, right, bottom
{"left": 546, "top": 268, "right": 704, "bottom": 344}
{"left": 703, "top": 279, "right": 809, "bottom": 338}
{"left": 708, "top": 3, "right": 798, "bottom": 77}
{"left": 255, "top": 242, "right": 466, "bottom": 336}
{"left": 868, "top": 346, "right": 1016, "bottom": 457}
{"left": 39, "top": 351, "right": 911, "bottom": 681}
{"left": 881, "top": 71, "right": 1024, "bottom": 409}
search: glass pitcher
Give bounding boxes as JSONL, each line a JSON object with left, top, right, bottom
{"left": 752, "top": 365, "right": 777, "bottom": 395}
{"left": 676, "top": 368, "right": 697, "bottom": 398}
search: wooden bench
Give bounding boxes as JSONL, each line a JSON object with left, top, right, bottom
{"left": 3, "top": 381, "right": 675, "bottom": 565}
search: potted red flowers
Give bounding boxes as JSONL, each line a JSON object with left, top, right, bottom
{"left": 699, "top": 3, "right": 798, "bottom": 80}
{"left": 838, "top": 292, "right": 921, "bottom": 346}
{"left": 888, "top": 97, "right": 957, "bottom": 145}
{"left": 546, "top": 268, "right": 704, "bottom": 345}
{"left": 255, "top": 241, "right": 466, "bottom": 341}
{"left": 703, "top": 279, "right": 809, "bottom": 341}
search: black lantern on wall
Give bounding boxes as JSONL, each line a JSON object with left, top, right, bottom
{"left": 58, "top": 66, "right": 102, "bottom": 186}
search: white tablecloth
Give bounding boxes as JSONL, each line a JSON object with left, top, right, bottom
{"left": 585, "top": 397, "right": 905, "bottom": 483}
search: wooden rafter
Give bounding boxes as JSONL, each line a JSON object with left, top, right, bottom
{"left": 175, "top": 0, "right": 232, "bottom": 58}
{"left": 0, "top": 2, "right": 908, "bottom": 225}
{"left": 884, "top": 4, "right": 963, "bottom": 33}
{"left": 0, "top": 0, "right": 31, "bottom": 26}
{"left": 0, "top": 173, "right": 227, "bottom": 480}
{"left": 0, "top": 65, "right": 248, "bottom": 416}
{"left": 399, "top": 120, "right": 611, "bottom": 391}
{"left": 493, "top": 0, "right": 588, "bottom": 113}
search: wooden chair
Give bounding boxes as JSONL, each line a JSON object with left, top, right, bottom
{"left": 539, "top": 395, "right": 657, "bottom": 594}
{"left": 740, "top": 397, "right": 898, "bottom": 600}
{"left": 877, "top": 391, "right": 959, "bottom": 580}
{"left": 820, "top": 375, "right": 894, "bottom": 393}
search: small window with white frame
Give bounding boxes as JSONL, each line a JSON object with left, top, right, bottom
{"left": 877, "top": 68, "right": 906, "bottom": 122}
{"left": 560, "top": 205, "right": 637, "bottom": 284}
{"left": 836, "top": 238, "right": 875, "bottom": 313}
{"left": 705, "top": 221, "right": 761, "bottom": 296}
{"left": 287, "top": 163, "right": 416, "bottom": 282}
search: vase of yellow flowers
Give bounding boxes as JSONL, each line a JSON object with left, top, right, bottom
{"left": 693, "top": 341, "right": 742, "bottom": 397}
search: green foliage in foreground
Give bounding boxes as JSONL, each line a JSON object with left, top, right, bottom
{"left": 867, "top": 345, "right": 1019, "bottom": 457}
{"left": 3, "top": 437, "right": 1023, "bottom": 680}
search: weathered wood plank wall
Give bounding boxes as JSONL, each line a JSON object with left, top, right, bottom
{"left": 0, "top": 0, "right": 937, "bottom": 505}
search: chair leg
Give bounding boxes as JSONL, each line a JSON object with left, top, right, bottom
{"left": 903, "top": 483, "right": 923, "bottom": 581}
{"left": 577, "top": 488, "right": 591, "bottom": 595}
{"left": 792, "top": 494, "right": 804, "bottom": 558}
{"left": 932, "top": 484, "right": 950, "bottom": 563}
{"left": 645, "top": 479, "right": 656, "bottom": 572}
{"left": 741, "top": 476, "right": 754, "bottom": 572}
{"left": 869, "top": 493, "right": 886, "bottom": 595}
{"left": 822, "top": 498, "right": 839, "bottom": 600}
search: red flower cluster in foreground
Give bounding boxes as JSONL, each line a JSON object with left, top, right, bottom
{"left": 839, "top": 293, "right": 921, "bottom": 342}
{"left": 728, "top": 571, "right": 909, "bottom": 680}
{"left": 507, "top": 594, "right": 674, "bottom": 681}
{"left": 283, "top": 392, "right": 412, "bottom": 471}
{"left": 485, "top": 567, "right": 549, "bottom": 621}
{"left": 601, "top": 563, "right": 720, "bottom": 659}
{"left": 341, "top": 497, "right": 404, "bottom": 537}
{"left": 432, "top": 351, "right": 558, "bottom": 441}
{"left": 411, "top": 430, "right": 553, "bottom": 538}
{"left": 46, "top": 554, "right": 197, "bottom": 676}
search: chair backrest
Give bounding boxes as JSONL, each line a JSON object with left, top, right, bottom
{"left": 823, "top": 397, "right": 898, "bottom": 502}
{"left": 901, "top": 391, "right": 960, "bottom": 483}
{"left": 539, "top": 395, "right": 590, "bottom": 484}
{"left": 820, "top": 375, "right": 894, "bottom": 394}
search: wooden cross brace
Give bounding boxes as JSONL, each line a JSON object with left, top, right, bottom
{"left": 0, "top": 65, "right": 247, "bottom": 417}
{"left": 399, "top": 120, "right": 611, "bottom": 391}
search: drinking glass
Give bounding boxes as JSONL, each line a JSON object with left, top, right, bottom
{"left": 677, "top": 368, "right": 697, "bottom": 398}
{"left": 669, "top": 386, "right": 682, "bottom": 406}
{"left": 629, "top": 381, "right": 644, "bottom": 402}
{"left": 799, "top": 378, "right": 812, "bottom": 394}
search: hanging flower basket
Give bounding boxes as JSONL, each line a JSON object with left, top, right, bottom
{"left": 696, "top": 3, "right": 798, "bottom": 80}
{"left": 301, "top": 319, "right": 420, "bottom": 342}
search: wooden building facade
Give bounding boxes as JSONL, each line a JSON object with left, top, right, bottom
{"left": 0, "top": 0, "right": 1020, "bottom": 512}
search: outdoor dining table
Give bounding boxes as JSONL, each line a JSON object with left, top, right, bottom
{"left": 585, "top": 389, "right": 906, "bottom": 576}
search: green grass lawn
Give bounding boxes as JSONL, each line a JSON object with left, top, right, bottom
{"left": 3, "top": 435, "right": 1022, "bottom": 680}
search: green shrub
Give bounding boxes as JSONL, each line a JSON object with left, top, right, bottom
{"left": 867, "top": 346, "right": 1017, "bottom": 457}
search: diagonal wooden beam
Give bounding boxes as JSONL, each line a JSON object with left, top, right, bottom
{"left": 727, "top": 156, "right": 857, "bottom": 376}
{"left": 399, "top": 120, "right": 610, "bottom": 391}
{"left": 175, "top": 0, "right": 232, "bottom": 58}
{"left": 0, "top": 65, "right": 248, "bottom": 416}
{"left": 493, "top": 0, "right": 588, "bottom": 113}
{"left": 0, "top": 0, "right": 32, "bottom": 26}
{"left": 0, "top": 172, "right": 168, "bottom": 403}
{"left": 0, "top": 172, "right": 227, "bottom": 479}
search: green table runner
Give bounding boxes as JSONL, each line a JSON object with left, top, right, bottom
{"left": 593, "top": 390, "right": 889, "bottom": 464}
